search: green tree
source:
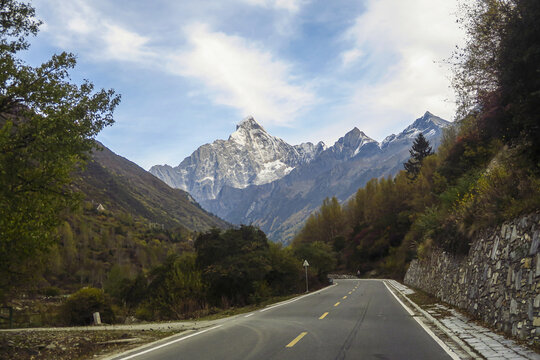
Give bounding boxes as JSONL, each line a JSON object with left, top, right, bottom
{"left": 145, "top": 253, "right": 204, "bottom": 319}
{"left": 404, "top": 133, "right": 433, "bottom": 179}
{"left": 293, "top": 197, "right": 345, "bottom": 245}
{"left": 265, "top": 243, "right": 300, "bottom": 295}
{"left": 292, "top": 241, "right": 337, "bottom": 282}
{"left": 496, "top": 0, "right": 540, "bottom": 163}
{"left": 0, "top": 1, "right": 120, "bottom": 292}
{"left": 452, "top": 0, "right": 510, "bottom": 119}
{"left": 453, "top": 0, "right": 540, "bottom": 164}
{"left": 195, "top": 226, "right": 272, "bottom": 307}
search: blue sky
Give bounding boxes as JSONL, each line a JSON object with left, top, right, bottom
{"left": 25, "top": 0, "right": 465, "bottom": 170}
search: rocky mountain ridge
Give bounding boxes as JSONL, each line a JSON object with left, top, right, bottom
{"left": 151, "top": 112, "right": 451, "bottom": 242}
{"left": 150, "top": 116, "right": 325, "bottom": 202}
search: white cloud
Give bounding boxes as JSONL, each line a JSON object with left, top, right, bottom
{"left": 341, "top": 48, "right": 363, "bottom": 67}
{"left": 338, "top": 0, "right": 465, "bottom": 135}
{"left": 238, "top": 0, "right": 305, "bottom": 12}
{"left": 102, "top": 24, "right": 153, "bottom": 62}
{"left": 167, "top": 23, "right": 315, "bottom": 126}
{"left": 40, "top": 0, "right": 154, "bottom": 64}
{"left": 37, "top": 0, "right": 313, "bottom": 126}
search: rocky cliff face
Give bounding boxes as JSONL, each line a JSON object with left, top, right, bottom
{"left": 150, "top": 116, "right": 325, "bottom": 202}
{"left": 151, "top": 112, "right": 450, "bottom": 242}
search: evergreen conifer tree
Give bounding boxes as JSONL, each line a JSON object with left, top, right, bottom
{"left": 404, "top": 133, "right": 433, "bottom": 179}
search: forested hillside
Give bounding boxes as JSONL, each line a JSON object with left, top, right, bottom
{"left": 38, "top": 141, "right": 230, "bottom": 292}
{"left": 292, "top": 0, "right": 540, "bottom": 279}
{"left": 0, "top": 1, "right": 316, "bottom": 326}
{"left": 78, "top": 142, "right": 229, "bottom": 232}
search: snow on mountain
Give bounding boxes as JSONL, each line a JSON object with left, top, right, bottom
{"left": 381, "top": 111, "right": 450, "bottom": 149}
{"left": 329, "top": 127, "right": 378, "bottom": 159}
{"left": 149, "top": 116, "right": 325, "bottom": 203}
{"left": 150, "top": 111, "right": 452, "bottom": 243}
{"left": 199, "top": 111, "right": 452, "bottom": 243}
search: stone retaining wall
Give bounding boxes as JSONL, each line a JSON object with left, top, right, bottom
{"left": 404, "top": 213, "right": 540, "bottom": 344}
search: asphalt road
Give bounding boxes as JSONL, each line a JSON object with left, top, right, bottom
{"left": 114, "top": 279, "right": 455, "bottom": 360}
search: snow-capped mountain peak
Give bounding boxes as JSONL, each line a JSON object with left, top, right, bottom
{"left": 409, "top": 111, "right": 448, "bottom": 130}
{"left": 150, "top": 116, "right": 324, "bottom": 202}
{"left": 150, "top": 112, "right": 450, "bottom": 215}
{"left": 228, "top": 116, "right": 271, "bottom": 146}
{"left": 236, "top": 115, "right": 261, "bottom": 130}
{"left": 381, "top": 111, "right": 451, "bottom": 148}
{"left": 329, "top": 127, "right": 377, "bottom": 158}
{"left": 150, "top": 111, "right": 451, "bottom": 243}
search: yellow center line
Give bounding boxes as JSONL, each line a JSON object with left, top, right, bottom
{"left": 334, "top": 301, "right": 340, "bottom": 307}
{"left": 348, "top": 291, "right": 352, "bottom": 295}
{"left": 286, "top": 332, "right": 308, "bottom": 348}
{"left": 342, "top": 295, "right": 347, "bottom": 299}
{"left": 319, "top": 312, "right": 329, "bottom": 319}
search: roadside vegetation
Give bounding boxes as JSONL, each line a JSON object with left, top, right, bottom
{"left": 6, "top": 225, "right": 324, "bottom": 327}
{"left": 0, "top": 1, "right": 328, "bottom": 327}
{"left": 292, "top": 0, "right": 540, "bottom": 278}
{"left": 1, "top": 0, "right": 538, "bottom": 329}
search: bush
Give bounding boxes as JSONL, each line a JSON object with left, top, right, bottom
{"left": 40, "top": 286, "right": 61, "bottom": 297}
{"left": 145, "top": 253, "right": 205, "bottom": 319}
{"left": 135, "top": 303, "right": 154, "bottom": 321}
{"left": 60, "top": 287, "right": 114, "bottom": 325}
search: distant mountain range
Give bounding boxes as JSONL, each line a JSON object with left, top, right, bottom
{"left": 150, "top": 117, "right": 326, "bottom": 202}
{"left": 77, "top": 142, "right": 229, "bottom": 232}
{"left": 150, "top": 112, "right": 451, "bottom": 242}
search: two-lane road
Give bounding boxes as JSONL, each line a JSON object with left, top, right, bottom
{"left": 114, "top": 280, "right": 456, "bottom": 360}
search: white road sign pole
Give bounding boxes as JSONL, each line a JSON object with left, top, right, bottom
{"left": 303, "top": 260, "right": 309, "bottom": 293}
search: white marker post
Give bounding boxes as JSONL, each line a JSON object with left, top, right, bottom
{"left": 303, "top": 260, "right": 310, "bottom": 293}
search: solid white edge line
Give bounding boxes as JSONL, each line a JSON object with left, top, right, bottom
{"left": 118, "top": 325, "right": 223, "bottom": 360}
{"left": 411, "top": 317, "right": 461, "bottom": 360}
{"left": 116, "top": 280, "right": 352, "bottom": 358}
{"left": 386, "top": 280, "right": 479, "bottom": 359}
{"left": 382, "top": 281, "right": 460, "bottom": 360}
{"left": 383, "top": 281, "right": 414, "bottom": 316}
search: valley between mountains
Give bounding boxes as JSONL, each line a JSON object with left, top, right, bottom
{"left": 150, "top": 111, "right": 450, "bottom": 243}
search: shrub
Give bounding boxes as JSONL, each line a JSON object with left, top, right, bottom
{"left": 145, "top": 253, "right": 205, "bottom": 319}
{"left": 60, "top": 287, "right": 114, "bottom": 325}
{"left": 40, "top": 286, "right": 61, "bottom": 297}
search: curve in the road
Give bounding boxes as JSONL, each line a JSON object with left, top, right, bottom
{"left": 112, "top": 280, "right": 459, "bottom": 360}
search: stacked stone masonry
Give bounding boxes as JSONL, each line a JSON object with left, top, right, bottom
{"left": 404, "top": 212, "right": 540, "bottom": 345}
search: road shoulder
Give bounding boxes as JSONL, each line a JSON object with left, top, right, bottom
{"left": 385, "top": 279, "right": 540, "bottom": 360}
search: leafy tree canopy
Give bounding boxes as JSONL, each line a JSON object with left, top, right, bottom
{"left": 194, "top": 226, "right": 273, "bottom": 306}
{"left": 453, "top": 0, "right": 540, "bottom": 164}
{"left": 0, "top": 0, "right": 120, "bottom": 292}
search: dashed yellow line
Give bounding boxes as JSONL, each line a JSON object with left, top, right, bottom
{"left": 334, "top": 302, "right": 340, "bottom": 307}
{"left": 319, "top": 312, "right": 329, "bottom": 319}
{"left": 342, "top": 295, "right": 347, "bottom": 299}
{"left": 348, "top": 291, "right": 352, "bottom": 295}
{"left": 286, "top": 332, "right": 308, "bottom": 347}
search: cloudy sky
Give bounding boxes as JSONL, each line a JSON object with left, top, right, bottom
{"left": 26, "top": 0, "right": 465, "bottom": 169}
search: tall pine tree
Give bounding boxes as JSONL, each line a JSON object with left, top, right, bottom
{"left": 404, "top": 133, "right": 433, "bottom": 179}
